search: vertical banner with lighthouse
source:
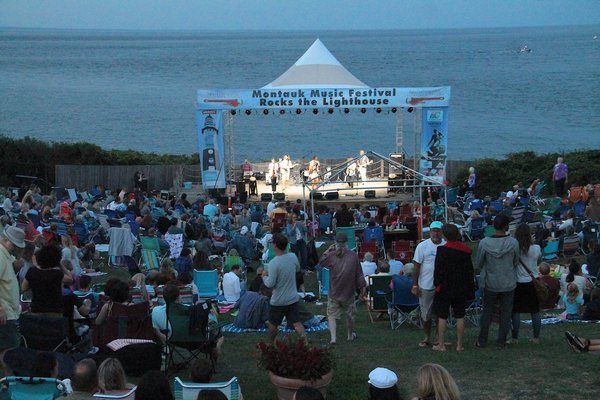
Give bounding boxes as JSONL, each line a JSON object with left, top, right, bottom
{"left": 419, "top": 107, "right": 449, "bottom": 184}
{"left": 196, "top": 110, "right": 226, "bottom": 190}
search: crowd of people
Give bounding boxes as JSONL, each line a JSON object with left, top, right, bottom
{"left": 0, "top": 152, "right": 598, "bottom": 398}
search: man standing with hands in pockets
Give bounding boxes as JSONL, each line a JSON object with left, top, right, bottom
{"left": 412, "top": 221, "right": 446, "bottom": 348}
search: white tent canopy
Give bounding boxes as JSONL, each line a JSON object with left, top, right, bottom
{"left": 263, "top": 39, "right": 368, "bottom": 89}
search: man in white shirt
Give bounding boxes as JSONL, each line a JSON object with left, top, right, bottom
{"left": 387, "top": 250, "right": 404, "bottom": 275}
{"left": 360, "top": 252, "right": 377, "bottom": 285}
{"left": 358, "top": 150, "right": 370, "bottom": 183}
{"left": 412, "top": 221, "right": 446, "bottom": 348}
{"left": 222, "top": 265, "right": 242, "bottom": 303}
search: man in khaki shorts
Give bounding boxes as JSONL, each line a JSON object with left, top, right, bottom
{"left": 412, "top": 221, "right": 446, "bottom": 347}
{"left": 319, "top": 232, "right": 366, "bottom": 345}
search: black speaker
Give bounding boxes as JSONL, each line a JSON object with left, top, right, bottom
{"left": 364, "top": 190, "right": 376, "bottom": 198}
{"left": 311, "top": 192, "right": 324, "bottom": 200}
{"left": 261, "top": 193, "right": 273, "bottom": 202}
{"left": 238, "top": 191, "right": 248, "bottom": 204}
{"left": 325, "top": 192, "right": 339, "bottom": 200}
{"left": 273, "top": 192, "right": 285, "bottom": 201}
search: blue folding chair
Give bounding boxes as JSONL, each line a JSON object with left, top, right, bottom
{"left": 193, "top": 269, "right": 219, "bottom": 300}
{"left": 542, "top": 240, "right": 560, "bottom": 260}
{"left": 0, "top": 376, "right": 67, "bottom": 399}
{"left": 465, "top": 218, "right": 485, "bottom": 241}
{"left": 319, "top": 267, "right": 330, "bottom": 301}
{"left": 363, "top": 226, "right": 385, "bottom": 257}
{"left": 388, "top": 275, "right": 421, "bottom": 329}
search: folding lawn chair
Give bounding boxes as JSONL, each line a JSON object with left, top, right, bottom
{"left": 164, "top": 302, "right": 224, "bottom": 373}
{"left": 318, "top": 267, "right": 330, "bottom": 301}
{"left": 19, "top": 313, "right": 71, "bottom": 352}
{"left": 388, "top": 275, "right": 421, "bottom": 329}
{"left": 0, "top": 376, "right": 67, "bottom": 400}
{"left": 92, "top": 302, "right": 155, "bottom": 352}
{"left": 173, "top": 377, "right": 241, "bottom": 400}
{"left": 464, "top": 218, "right": 485, "bottom": 241}
{"left": 92, "top": 387, "right": 137, "bottom": 399}
{"left": 211, "top": 228, "right": 228, "bottom": 253}
{"left": 562, "top": 234, "right": 585, "bottom": 261}
{"left": 542, "top": 239, "right": 560, "bottom": 261}
{"left": 363, "top": 226, "right": 385, "bottom": 258}
{"left": 165, "top": 232, "right": 184, "bottom": 259}
{"left": 193, "top": 269, "right": 219, "bottom": 300}
{"left": 367, "top": 275, "right": 393, "bottom": 323}
{"left": 335, "top": 226, "right": 357, "bottom": 251}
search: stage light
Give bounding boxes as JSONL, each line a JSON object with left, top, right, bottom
{"left": 328, "top": 108, "right": 334, "bottom": 114}
{"left": 407, "top": 107, "right": 414, "bottom": 113}
{"left": 230, "top": 110, "right": 237, "bottom": 115}
{"left": 360, "top": 108, "right": 366, "bottom": 113}
{"left": 376, "top": 108, "right": 382, "bottom": 113}
{"left": 391, "top": 107, "right": 397, "bottom": 113}
{"left": 296, "top": 109, "right": 302, "bottom": 114}
{"left": 263, "top": 109, "right": 269, "bottom": 115}
{"left": 245, "top": 109, "right": 252, "bottom": 115}
{"left": 312, "top": 109, "right": 319, "bottom": 115}
{"left": 343, "top": 108, "right": 350, "bottom": 114}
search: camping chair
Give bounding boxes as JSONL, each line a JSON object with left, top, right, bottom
{"left": 165, "top": 232, "right": 184, "bottom": 259}
{"left": 531, "top": 181, "right": 546, "bottom": 206}
{"left": 388, "top": 275, "right": 421, "bottom": 329}
{"left": 573, "top": 201, "right": 586, "bottom": 218}
{"left": 367, "top": 275, "right": 393, "bottom": 323}
{"left": 542, "top": 239, "right": 560, "bottom": 261}
{"left": 318, "top": 267, "right": 330, "bottom": 301}
{"left": 318, "top": 213, "right": 333, "bottom": 234}
{"left": 358, "top": 241, "right": 379, "bottom": 262}
{"left": 464, "top": 218, "right": 485, "bottom": 241}
{"left": 391, "top": 240, "right": 414, "bottom": 264}
{"left": 508, "top": 206, "right": 526, "bottom": 233}
{"left": 156, "top": 285, "right": 194, "bottom": 306}
{"left": 193, "top": 269, "right": 219, "bottom": 300}
{"left": 489, "top": 200, "right": 503, "bottom": 214}
{"left": 363, "top": 226, "right": 385, "bottom": 257}
{"left": 19, "top": 313, "right": 71, "bottom": 352}
{"left": 335, "top": 226, "right": 357, "bottom": 251}
{"left": 562, "top": 234, "right": 585, "bottom": 261}
{"left": 164, "top": 302, "right": 223, "bottom": 373}
{"left": 543, "top": 197, "right": 562, "bottom": 216}
{"left": 464, "top": 275, "right": 482, "bottom": 326}
{"left": 92, "top": 387, "right": 137, "bottom": 399}
{"left": 222, "top": 255, "right": 244, "bottom": 274}
{"left": 92, "top": 302, "right": 155, "bottom": 352}
{"left": 0, "top": 376, "right": 68, "bottom": 400}
{"left": 211, "top": 228, "right": 228, "bottom": 253}
{"left": 173, "top": 377, "right": 241, "bottom": 400}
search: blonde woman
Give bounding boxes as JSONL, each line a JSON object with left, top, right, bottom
{"left": 413, "top": 363, "right": 460, "bottom": 400}
{"left": 97, "top": 358, "right": 135, "bottom": 398}
{"left": 61, "top": 235, "right": 82, "bottom": 276}
{"left": 130, "top": 273, "right": 150, "bottom": 303}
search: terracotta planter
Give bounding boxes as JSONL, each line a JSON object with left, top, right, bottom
{"left": 268, "top": 370, "right": 333, "bottom": 400}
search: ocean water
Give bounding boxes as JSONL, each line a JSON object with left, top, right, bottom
{"left": 1, "top": 26, "right": 599, "bottom": 162}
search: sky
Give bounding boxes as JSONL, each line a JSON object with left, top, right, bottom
{"left": 1, "top": 0, "right": 599, "bottom": 31}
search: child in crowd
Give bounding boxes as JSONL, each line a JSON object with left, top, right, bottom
{"left": 160, "top": 258, "right": 177, "bottom": 281}
{"left": 563, "top": 283, "right": 583, "bottom": 320}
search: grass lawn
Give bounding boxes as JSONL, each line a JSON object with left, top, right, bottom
{"left": 89, "top": 247, "right": 600, "bottom": 400}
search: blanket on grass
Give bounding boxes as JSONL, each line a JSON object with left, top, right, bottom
{"left": 222, "top": 321, "right": 329, "bottom": 333}
{"left": 522, "top": 317, "right": 600, "bottom": 325}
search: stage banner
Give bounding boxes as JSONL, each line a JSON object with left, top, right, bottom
{"left": 419, "top": 107, "right": 449, "bottom": 184}
{"left": 196, "top": 110, "right": 226, "bottom": 190}
{"left": 197, "top": 86, "right": 450, "bottom": 110}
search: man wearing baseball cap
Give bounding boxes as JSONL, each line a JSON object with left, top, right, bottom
{"left": 0, "top": 226, "right": 26, "bottom": 374}
{"left": 412, "top": 221, "right": 446, "bottom": 348}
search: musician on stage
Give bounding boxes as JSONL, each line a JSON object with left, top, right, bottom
{"left": 345, "top": 157, "right": 358, "bottom": 188}
{"left": 279, "top": 154, "right": 294, "bottom": 188}
{"left": 358, "top": 150, "right": 371, "bottom": 182}
{"left": 308, "top": 156, "right": 320, "bottom": 190}
{"left": 268, "top": 158, "right": 279, "bottom": 193}
{"left": 241, "top": 159, "right": 253, "bottom": 181}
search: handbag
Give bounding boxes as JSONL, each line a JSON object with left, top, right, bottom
{"left": 519, "top": 259, "right": 550, "bottom": 303}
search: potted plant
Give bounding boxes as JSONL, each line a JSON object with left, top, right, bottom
{"left": 257, "top": 338, "right": 335, "bottom": 400}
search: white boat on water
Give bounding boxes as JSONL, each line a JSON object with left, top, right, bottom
{"left": 519, "top": 45, "right": 532, "bottom": 53}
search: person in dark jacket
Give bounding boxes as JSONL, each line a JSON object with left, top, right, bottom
{"left": 432, "top": 224, "right": 475, "bottom": 352}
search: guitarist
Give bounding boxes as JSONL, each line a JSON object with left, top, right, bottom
{"left": 279, "top": 154, "right": 297, "bottom": 188}
{"left": 358, "top": 150, "right": 371, "bottom": 182}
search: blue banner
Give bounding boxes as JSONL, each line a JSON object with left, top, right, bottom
{"left": 196, "top": 110, "right": 226, "bottom": 190}
{"left": 419, "top": 108, "right": 449, "bottom": 184}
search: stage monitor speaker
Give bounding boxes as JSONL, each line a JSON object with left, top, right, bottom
{"left": 311, "top": 192, "right": 324, "bottom": 200}
{"left": 325, "top": 191, "right": 339, "bottom": 200}
{"left": 364, "top": 190, "right": 376, "bottom": 199}
{"left": 238, "top": 191, "right": 248, "bottom": 204}
{"left": 261, "top": 193, "right": 273, "bottom": 202}
{"left": 273, "top": 192, "right": 285, "bottom": 201}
